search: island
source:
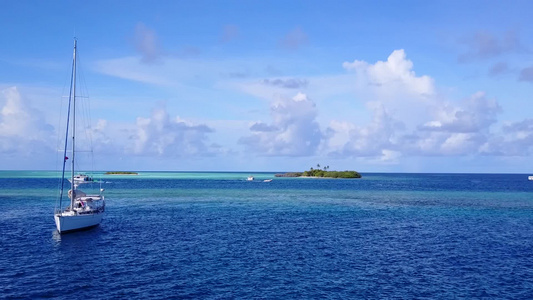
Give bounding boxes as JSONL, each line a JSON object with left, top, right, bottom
{"left": 275, "top": 166, "right": 361, "bottom": 179}
{"left": 105, "top": 171, "right": 139, "bottom": 175}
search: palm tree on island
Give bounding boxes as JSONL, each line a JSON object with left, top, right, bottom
{"left": 275, "top": 164, "right": 361, "bottom": 178}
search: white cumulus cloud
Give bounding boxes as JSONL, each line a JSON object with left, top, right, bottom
{"left": 331, "top": 50, "right": 511, "bottom": 160}
{"left": 327, "top": 104, "right": 403, "bottom": 160}
{"left": 125, "top": 105, "right": 219, "bottom": 157}
{"left": 480, "top": 119, "right": 533, "bottom": 156}
{"left": 420, "top": 92, "right": 501, "bottom": 133}
{"left": 343, "top": 49, "right": 435, "bottom": 96}
{"left": 0, "top": 87, "right": 54, "bottom": 155}
{"left": 239, "top": 92, "right": 323, "bottom": 156}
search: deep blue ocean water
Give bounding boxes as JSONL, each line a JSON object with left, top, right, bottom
{"left": 1, "top": 171, "right": 532, "bottom": 299}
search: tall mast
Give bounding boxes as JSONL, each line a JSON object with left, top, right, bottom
{"left": 70, "top": 38, "right": 77, "bottom": 210}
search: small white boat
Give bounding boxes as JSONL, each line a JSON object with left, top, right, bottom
{"left": 69, "top": 174, "right": 94, "bottom": 185}
{"left": 528, "top": 176, "right": 533, "bottom": 181}
{"left": 247, "top": 176, "right": 254, "bottom": 181}
{"left": 54, "top": 39, "right": 105, "bottom": 234}
{"left": 263, "top": 179, "right": 273, "bottom": 182}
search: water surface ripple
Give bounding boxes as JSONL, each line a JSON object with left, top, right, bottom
{"left": 1, "top": 172, "right": 532, "bottom": 298}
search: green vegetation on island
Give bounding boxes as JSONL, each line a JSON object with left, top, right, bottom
{"left": 276, "top": 164, "right": 361, "bottom": 179}
{"left": 105, "top": 171, "right": 138, "bottom": 175}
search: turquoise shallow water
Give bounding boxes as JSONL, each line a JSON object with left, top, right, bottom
{"left": 0, "top": 171, "right": 532, "bottom": 298}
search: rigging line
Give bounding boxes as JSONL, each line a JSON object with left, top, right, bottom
{"left": 76, "top": 45, "right": 96, "bottom": 175}
{"left": 72, "top": 41, "right": 98, "bottom": 185}
{"left": 74, "top": 49, "right": 90, "bottom": 151}
{"left": 55, "top": 102, "right": 66, "bottom": 210}
{"left": 80, "top": 45, "right": 96, "bottom": 176}
{"left": 58, "top": 149, "right": 93, "bottom": 152}
{"left": 55, "top": 55, "right": 73, "bottom": 203}
{"left": 55, "top": 70, "right": 68, "bottom": 209}
{"left": 59, "top": 39, "right": 77, "bottom": 209}
{"left": 55, "top": 42, "right": 79, "bottom": 210}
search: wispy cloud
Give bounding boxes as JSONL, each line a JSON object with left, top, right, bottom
{"left": 134, "top": 22, "right": 163, "bottom": 63}
{"left": 262, "top": 78, "right": 308, "bottom": 89}
{"left": 519, "top": 66, "right": 533, "bottom": 82}
{"left": 95, "top": 56, "right": 173, "bottom": 86}
{"left": 458, "top": 30, "right": 524, "bottom": 63}
{"left": 279, "top": 27, "right": 308, "bottom": 50}
{"left": 220, "top": 24, "right": 240, "bottom": 43}
{"left": 488, "top": 62, "right": 510, "bottom": 76}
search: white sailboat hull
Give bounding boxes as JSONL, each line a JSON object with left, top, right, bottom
{"left": 54, "top": 212, "right": 103, "bottom": 233}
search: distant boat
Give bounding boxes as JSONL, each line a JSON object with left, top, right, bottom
{"left": 54, "top": 39, "right": 106, "bottom": 234}
{"left": 263, "top": 179, "right": 273, "bottom": 182}
{"left": 528, "top": 176, "right": 533, "bottom": 181}
{"left": 247, "top": 176, "right": 254, "bottom": 181}
{"left": 70, "top": 174, "right": 94, "bottom": 184}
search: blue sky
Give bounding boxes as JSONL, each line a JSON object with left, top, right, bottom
{"left": 1, "top": 0, "right": 533, "bottom": 172}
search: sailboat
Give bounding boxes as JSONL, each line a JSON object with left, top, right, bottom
{"left": 54, "top": 39, "right": 105, "bottom": 233}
